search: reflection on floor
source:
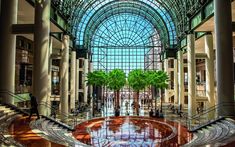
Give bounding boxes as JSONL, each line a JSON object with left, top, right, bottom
{"left": 102, "top": 98, "right": 147, "bottom": 116}
{"left": 9, "top": 116, "right": 65, "bottom": 147}
{"left": 73, "top": 116, "right": 192, "bottom": 146}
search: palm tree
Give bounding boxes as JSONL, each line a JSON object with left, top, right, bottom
{"left": 87, "top": 70, "right": 107, "bottom": 95}
{"left": 145, "top": 70, "right": 156, "bottom": 109}
{"left": 155, "top": 70, "right": 169, "bottom": 112}
{"left": 87, "top": 70, "right": 107, "bottom": 114}
{"left": 107, "top": 69, "right": 126, "bottom": 114}
{"left": 128, "top": 69, "right": 147, "bottom": 115}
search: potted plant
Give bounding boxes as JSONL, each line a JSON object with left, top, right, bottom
{"left": 128, "top": 69, "right": 147, "bottom": 115}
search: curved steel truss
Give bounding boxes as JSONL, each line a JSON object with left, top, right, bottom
{"left": 75, "top": 0, "right": 176, "bottom": 48}
{"left": 80, "top": 1, "right": 176, "bottom": 49}
{"left": 52, "top": 0, "right": 202, "bottom": 41}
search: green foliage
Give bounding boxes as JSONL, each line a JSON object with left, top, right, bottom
{"left": 86, "top": 69, "right": 168, "bottom": 92}
{"left": 86, "top": 70, "right": 107, "bottom": 87}
{"left": 155, "top": 70, "right": 169, "bottom": 89}
{"left": 145, "top": 70, "right": 156, "bottom": 87}
{"left": 128, "top": 69, "right": 146, "bottom": 92}
{"left": 107, "top": 69, "right": 126, "bottom": 91}
{"left": 144, "top": 70, "right": 169, "bottom": 89}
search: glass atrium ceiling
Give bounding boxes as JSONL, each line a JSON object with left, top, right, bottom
{"left": 53, "top": 0, "right": 201, "bottom": 72}
{"left": 55, "top": 0, "right": 201, "bottom": 42}
{"left": 75, "top": 0, "right": 177, "bottom": 48}
{"left": 91, "top": 13, "right": 162, "bottom": 75}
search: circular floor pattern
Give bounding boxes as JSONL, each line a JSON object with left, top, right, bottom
{"left": 73, "top": 116, "right": 192, "bottom": 146}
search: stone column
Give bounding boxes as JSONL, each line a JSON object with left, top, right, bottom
{"left": 75, "top": 59, "right": 79, "bottom": 102}
{"left": 90, "top": 62, "right": 94, "bottom": 98}
{"left": 60, "top": 35, "right": 69, "bottom": 120}
{"left": 33, "top": 0, "right": 50, "bottom": 115}
{"left": 70, "top": 51, "right": 76, "bottom": 110}
{"left": 46, "top": 36, "right": 53, "bottom": 116}
{"left": 164, "top": 59, "right": 169, "bottom": 103}
{"left": 215, "top": 0, "right": 235, "bottom": 116}
{"left": 174, "top": 59, "right": 179, "bottom": 104}
{"left": 90, "top": 62, "right": 93, "bottom": 115}
{"left": 0, "top": 0, "right": 18, "bottom": 104}
{"left": 187, "top": 34, "right": 196, "bottom": 117}
{"left": 205, "top": 34, "right": 215, "bottom": 119}
{"left": 83, "top": 59, "right": 88, "bottom": 103}
{"left": 178, "top": 50, "right": 184, "bottom": 109}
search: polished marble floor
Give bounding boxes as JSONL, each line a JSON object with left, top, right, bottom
{"left": 73, "top": 116, "right": 193, "bottom": 147}
{"left": 6, "top": 98, "right": 235, "bottom": 147}
{"left": 9, "top": 116, "right": 65, "bottom": 147}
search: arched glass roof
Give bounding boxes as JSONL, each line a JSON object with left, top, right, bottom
{"left": 92, "top": 13, "right": 155, "bottom": 48}
{"left": 74, "top": 0, "right": 176, "bottom": 48}
{"left": 81, "top": 1, "right": 175, "bottom": 49}
{"left": 91, "top": 13, "right": 162, "bottom": 74}
{"left": 54, "top": 0, "right": 201, "bottom": 42}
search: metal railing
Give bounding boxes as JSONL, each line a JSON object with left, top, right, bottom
{"left": 0, "top": 90, "right": 78, "bottom": 129}
{"left": 185, "top": 102, "right": 235, "bottom": 131}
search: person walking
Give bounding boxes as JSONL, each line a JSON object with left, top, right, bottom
{"left": 28, "top": 93, "right": 40, "bottom": 120}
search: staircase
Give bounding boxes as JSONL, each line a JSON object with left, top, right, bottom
{"left": 0, "top": 90, "right": 78, "bottom": 146}
{"left": 183, "top": 102, "right": 235, "bottom": 146}
{"left": 0, "top": 104, "right": 24, "bottom": 147}
{"left": 0, "top": 102, "right": 80, "bottom": 147}
{"left": 184, "top": 118, "right": 235, "bottom": 146}
{"left": 30, "top": 118, "right": 89, "bottom": 147}
{"left": 0, "top": 90, "right": 77, "bottom": 129}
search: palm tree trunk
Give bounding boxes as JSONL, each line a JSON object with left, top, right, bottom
{"left": 102, "top": 86, "right": 104, "bottom": 105}
{"left": 136, "top": 90, "right": 139, "bottom": 115}
{"left": 160, "top": 89, "right": 163, "bottom": 112}
{"left": 114, "top": 91, "right": 116, "bottom": 109}
{"left": 117, "top": 90, "right": 120, "bottom": 108}
{"left": 151, "top": 86, "right": 154, "bottom": 109}
{"left": 155, "top": 89, "right": 157, "bottom": 111}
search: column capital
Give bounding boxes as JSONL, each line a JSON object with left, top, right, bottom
{"left": 63, "top": 35, "right": 70, "bottom": 41}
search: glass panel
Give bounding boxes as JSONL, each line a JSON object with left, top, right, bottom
{"left": 91, "top": 13, "right": 163, "bottom": 74}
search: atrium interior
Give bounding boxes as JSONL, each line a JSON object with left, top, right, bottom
{"left": 0, "top": 0, "right": 235, "bottom": 146}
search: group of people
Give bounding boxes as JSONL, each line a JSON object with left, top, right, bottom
{"left": 168, "top": 103, "right": 183, "bottom": 117}
{"left": 149, "top": 108, "right": 164, "bottom": 118}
